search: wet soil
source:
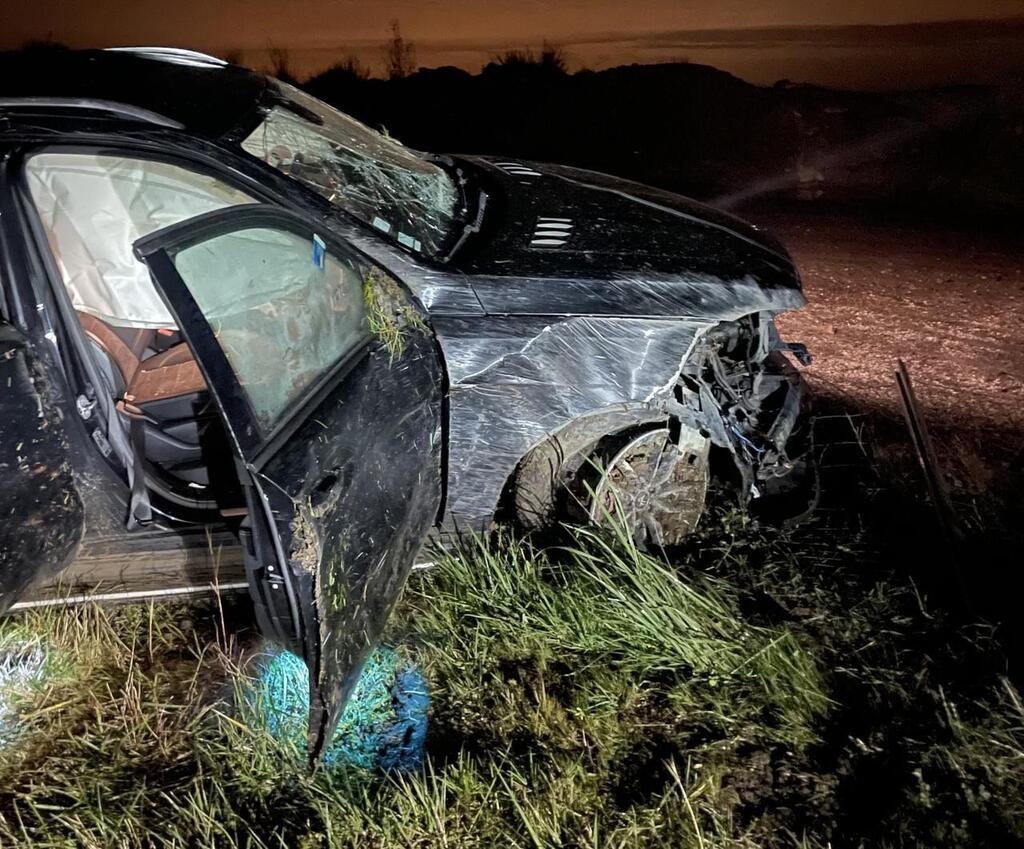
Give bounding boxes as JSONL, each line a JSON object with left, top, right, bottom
{"left": 745, "top": 205, "right": 1024, "bottom": 657}
{"left": 759, "top": 206, "right": 1024, "bottom": 443}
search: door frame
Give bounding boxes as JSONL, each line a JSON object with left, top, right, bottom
{"left": 3, "top": 141, "right": 284, "bottom": 526}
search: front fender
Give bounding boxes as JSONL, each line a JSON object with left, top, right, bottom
{"left": 432, "top": 313, "right": 711, "bottom": 529}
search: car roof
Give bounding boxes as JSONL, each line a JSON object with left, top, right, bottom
{"left": 0, "top": 47, "right": 268, "bottom": 137}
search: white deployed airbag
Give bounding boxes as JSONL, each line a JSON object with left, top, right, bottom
{"left": 26, "top": 153, "right": 254, "bottom": 329}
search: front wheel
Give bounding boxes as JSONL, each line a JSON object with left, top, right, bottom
{"left": 584, "top": 427, "right": 710, "bottom": 547}
{"left": 511, "top": 422, "right": 711, "bottom": 548}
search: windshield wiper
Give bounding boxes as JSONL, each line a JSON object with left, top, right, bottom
{"left": 441, "top": 188, "right": 488, "bottom": 264}
{"left": 426, "top": 158, "right": 486, "bottom": 262}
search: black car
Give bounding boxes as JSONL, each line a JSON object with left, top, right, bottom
{"left": 0, "top": 46, "right": 811, "bottom": 759}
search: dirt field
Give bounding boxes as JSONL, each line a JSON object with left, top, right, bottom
{"left": 755, "top": 208, "right": 1024, "bottom": 440}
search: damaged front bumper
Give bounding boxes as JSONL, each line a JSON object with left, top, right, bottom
{"left": 665, "top": 311, "right": 812, "bottom": 508}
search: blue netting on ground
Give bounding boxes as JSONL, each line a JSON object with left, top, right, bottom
{"left": 0, "top": 639, "right": 50, "bottom": 746}
{"left": 246, "top": 646, "right": 429, "bottom": 771}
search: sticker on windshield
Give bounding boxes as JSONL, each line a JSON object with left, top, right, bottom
{"left": 372, "top": 217, "right": 392, "bottom": 234}
{"left": 397, "top": 231, "right": 423, "bottom": 252}
{"left": 312, "top": 233, "right": 326, "bottom": 270}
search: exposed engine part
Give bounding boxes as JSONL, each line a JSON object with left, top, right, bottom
{"left": 588, "top": 426, "right": 710, "bottom": 547}
{"left": 669, "top": 312, "right": 808, "bottom": 502}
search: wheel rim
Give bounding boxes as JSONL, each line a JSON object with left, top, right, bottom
{"left": 588, "top": 427, "right": 710, "bottom": 547}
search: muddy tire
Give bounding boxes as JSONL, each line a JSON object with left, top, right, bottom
{"left": 512, "top": 421, "right": 711, "bottom": 547}
{"left": 585, "top": 427, "right": 710, "bottom": 547}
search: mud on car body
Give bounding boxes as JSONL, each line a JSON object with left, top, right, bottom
{"left": 0, "top": 47, "right": 811, "bottom": 760}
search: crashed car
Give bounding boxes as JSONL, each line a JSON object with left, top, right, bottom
{"left": 0, "top": 47, "right": 810, "bottom": 759}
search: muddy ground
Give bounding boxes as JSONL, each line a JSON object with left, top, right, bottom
{"left": 742, "top": 205, "right": 1024, "bottom": 658}
{"left": 760, "top": 206, "right": 1024, "bottom": 441}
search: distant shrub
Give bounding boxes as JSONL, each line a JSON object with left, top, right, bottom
{"left": 327, "top": 54, "right": 370, "bottom": 81}
{"left": 487, "top": 41, "right": 569, "bottom": 76}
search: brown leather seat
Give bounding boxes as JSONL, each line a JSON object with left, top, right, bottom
{"left": 78, "top": 309, "right": 218, "bottom": 495}
{"left": 78, "top": 312, "right": 152, "bottom": 389}
{"left": 75, "top": 312, "right": 244, "bottom": 513}
{"left": 76, "top": 311, "right": 207, "bottom": 406}
{"left": 126, "top": 344, "right": 206, "bottom": 406}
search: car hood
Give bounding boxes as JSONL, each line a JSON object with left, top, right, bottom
{"left": 445, "top": 156, "right": 803, "bottom": 317}
{"left": 454, "top": 158, "right": 798, "bottom": 288}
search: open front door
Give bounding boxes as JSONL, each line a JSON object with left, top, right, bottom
{"left": 0, "top": 322, "right": 84, "bottom": 613}
{"left": 134, "top": 205, "right": 444, "bottom": 761}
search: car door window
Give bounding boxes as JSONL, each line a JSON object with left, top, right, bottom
{"left": 168, "top": 226, "right": 368, "bottom": 429}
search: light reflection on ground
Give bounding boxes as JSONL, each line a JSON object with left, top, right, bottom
{"left": 0, "top": 639, "right": 49, "bottom": 744}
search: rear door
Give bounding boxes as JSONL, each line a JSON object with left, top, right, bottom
{"left": 133, "top": 204, "right": 444, "bottom": 761}
{"left": 0, "top": 321, "right": 84, "bottom": 613}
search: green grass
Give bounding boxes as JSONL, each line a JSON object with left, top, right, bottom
{"left": 363, "top": 267, "right": 427, "bottom": 363}
{"left": 404, "top": 526, "right": 827, "bottom": 752}
{"left": 0, "top": 517, "right": 1021, "bottom": 848}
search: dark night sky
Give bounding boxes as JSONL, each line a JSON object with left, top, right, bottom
{"left": 3, "top": 0, "right": 1024, "bottom": 89}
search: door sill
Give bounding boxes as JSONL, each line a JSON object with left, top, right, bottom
{"left": 8, "top": 580, "right": 250, "bottom": 611}
{"left": 10, "top": 525, "right": 247, "bottom": 610}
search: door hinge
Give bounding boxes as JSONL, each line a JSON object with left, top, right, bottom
{"left": 265, "top": 563, "right": 285, "bottom": 589}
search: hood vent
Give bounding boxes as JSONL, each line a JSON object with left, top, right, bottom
{"left": 530, "top": 217, "right": 574, "bottom": 249}
{"left": 495, "top": 161, "right": 543, "bottom": 178}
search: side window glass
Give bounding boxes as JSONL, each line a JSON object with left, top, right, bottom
{"left": 169, "top": 227, "right": 368, "bottom": 429}
{"left": 25, "top": 152, "right": 255, "bottom": 330}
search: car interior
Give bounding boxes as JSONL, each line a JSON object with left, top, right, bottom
{"left": 24, "top": 151, "right": 255, "bottom": 520}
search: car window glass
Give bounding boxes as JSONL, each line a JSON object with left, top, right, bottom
{"left": 170, "top": 226, "right": 368, "bottom": 430}
{"left": 25, "top": 153, "right": 255, "bottom": 330}
{"left": 242, "top": 79, "right": 457, "bottom": 258}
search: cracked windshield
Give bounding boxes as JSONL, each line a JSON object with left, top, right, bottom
{"left": 242, "top": 79, "right": 458, "bottom": 257}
